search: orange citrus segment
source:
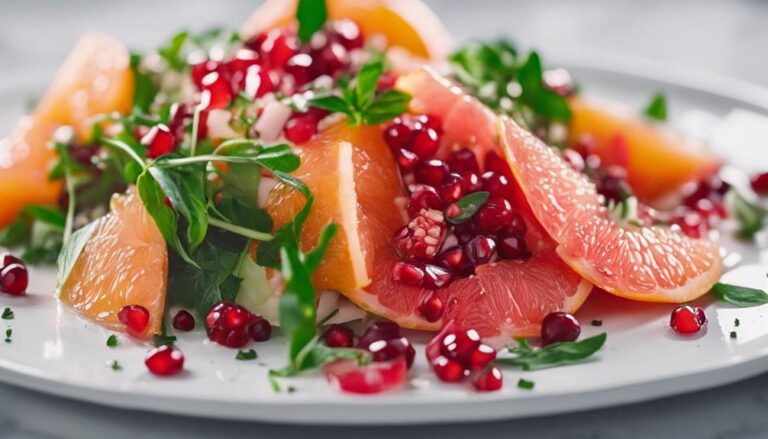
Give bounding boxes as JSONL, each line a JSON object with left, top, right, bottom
{"left": 60, "top": 186, "right": 167, "bottom": 337}
{"left": 240, "top": 0, "right": 452, "bottom": 60}
{"left": 500, "top": 116, "right": 723, "bottom": 303}
{"left": 568, "top": 97, "right": 721, "bottom": 200}
{"left": 265, "top": 123, "right": 405, "bottom": 294}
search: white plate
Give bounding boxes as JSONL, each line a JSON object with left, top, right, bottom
{"left": 0, "top": 54, "right": 767, "bottom": 425}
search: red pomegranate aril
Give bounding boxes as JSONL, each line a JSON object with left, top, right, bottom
{"left": 409, "top": 127, "right": 440, "bottom": 159}
{"left": 436, "top": 246, "right": 473, "bottom": 276}
{"left": 465, "top": 235, "right": 497, "bottom": 266}
{"left": 145, "top": 345, "right": 184, "bottom": 376}
{"left": 196, "top": 109, "right": 210, "bottom": 140}
{"left": 141, "top": 124, "right": 176, "bottom": 158}
{"left": 285, "top": 53, "right": 314, "bottom": 87}
{"left": 172, "top": 310, "right": 195, "bottom": 332}
{"left": 453, "top": 221, "right": 476, "bottom": 245}
{"left": 200, "top": 72, "right": 234, "bottom": 109}
{"left": 415, "top": 160, "right": 450, "bottom": 187}
{"left": 227, "top": 49, "right": 261, "bottom": 90}
{"left": 751, "top": 172, "right": 768, "bottom": 195}
{"left": 357, "top": 321, "right": 402, "bottom": 349}
{"left": 118, "top": 305, "right": 150, "bottom": 337}
{"left": 675, "top": 212, "right": 706, "bottom": 239}
{"left": 392, "top": 261, "right": 425, "bottom": 287}
{"left": 440, "top": 328, "right": 481, "bottom": 360}
{"left": 407, "top": 187, "right": 444, "bottom": 216}
{"left": 439, "top": 173, "right": 465, "bottom": 203}
{"left": 416, "top": 114, "right": 443, "bottom": 133}
{"left": 474, "top": 196, "right": 514, "bottom": 234}
{"left": 249, "top": 316, "right": 272, "bottom": 342}
{"left": 422, "top": 264, "right": 453, "bottom": 289}
{"left": 243, "top": 64, "right": 275, "bottom": 99}
{"left": 481, "top": 172, "right": 515, "bottom": 200}
{"left": 597, "top": 174, "right": 630, "bottom": 205}
{"left": 284, "top": 114, "right": 318, "bottom": 144}
{"left": 330, "top": 19, "right": 365, "bottom": 50}
{"left": 467, "top": 343, "right": 497, "bottom": 371}
{"left": 310, "top": 42, "right": 350, "bottom": 78}
{"left": 506, "top": 213, "right": 528, "bottom": 236}
{"left": 368, "top": 336, "right": 416, "bottom": 368}
{"left": 1, "top": 253, "right": 22, "bottom": 268}
{"left": 484, "top": 150, "right": 513, "bottom": 179}
{"left": 447, "top": 149, "right": 479, "bottom": 174}
{"left": 432, "top": 356, "right": 466, "bottom": 382}
{"left": 168, "top": 102, "right": 190, "bottom": 138}
{"left": 497, "top": 232, "right": 530, "bottom": 260}
{"left": 384, "top": 120, "right": 415, "bottom": 151}
{"left": 541, "top": 312, "right": 581, "bottom": 346}
{"left": 0, "top": 263, "right": 28, "bottom": 296}
{"left": 325, "top": 356, "right": 407, "bottom": 394}
{"left": 190, "top": 59, "right": 221, "bottom": 88}
{"left": 418, "top": 291, "right": 444, "bottom": 323}
{"left": 260, "top": 30, "right": 298, "bottom": 68}
{"left": 472, "top": 366, "right": 503, "bottom": 392}
{"left": 395, "top": 148, "right": 420, "bottom": 172}
{"left": 323, "top": 324, "right": 355, "bottom": 348}
{"left": 460, "top": 171, "right": 482, "bottom": 193}
{"left": 670, "top": 305, "right": 707, "bottom": 334}
{"left": 206, "top": 301, "right": 257, "bottom": 348}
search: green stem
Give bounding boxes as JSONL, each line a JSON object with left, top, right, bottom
{"left": 190, "top": 105, "right": 202, "bottom": 157}
{"left": 157, "top": 154, "right": 262, "bottom": 168}
{"left": 207, "top": 216, "right": 273, "bottom": 241}
{"left": 62, "top": 168, "right": 76, "bottom": 243}
{"left": 102, "top": 138, "right": 147, "bottom": 168}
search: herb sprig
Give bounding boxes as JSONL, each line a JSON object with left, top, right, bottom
{"left": 712, "top": 282, "right": 768, "bottom": 307}
{"left": 497, "top": 333, "right": 607, "bottom": 371}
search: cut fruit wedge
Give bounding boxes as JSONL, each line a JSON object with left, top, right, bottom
{"left": 60, "top": 186, "right": 167, "bottom": 338}
{"left": 568, "top": 97, "right": 721, "bottom": 200}
{"left": 240, "top": 0, "right": 452, "bottom": 60}
{"left": 500, "top": 116, "right": 723, "bottom": 303}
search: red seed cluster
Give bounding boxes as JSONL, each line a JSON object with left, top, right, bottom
{"left": 323, "top": 321, "right": 417, "bottom": 369}
{"left": 425, "top": 322, "right": 501, "bottom": 392}
{"left": 205, "top": 301, "right": 272, "bottom": 348}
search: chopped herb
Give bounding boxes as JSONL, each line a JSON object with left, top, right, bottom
{"left": 1, "top": 308, "right": 13, "bottom": 320}
{"left": 644, "top": 92, "right": 668, "bottom": 121}
{"left": 729, "top": 190, "right": 766, "bottom": 240}
{"left": 111, "top": 360, "right": 122, "bottom": 371}
{"left": 236, "top": 349, "right": 258, "bottom": 361}
{"left": 517, "top": 378, "right": 535, "bottom": 390}
{"left": 735, "top": 318, "right": 741, "bottom": 327}
{"left": 447, "top": 192, "right": 490, "bottom": 224}
{"left": 296, "top": 0, "right": 327, "bottom": 43}
{"left": 712, "top": 282, "right": 768, "bottom": 307}
{"left": 497, "top": 333, "right": 607, "bottom": 371}
{"left": 4, "top": 328, "right": 12, "bottom": 343}
{"left": 730, "top": 331, "right": 738, "bottom": 339}
{"left": 153, "top": 334, "right": 177, "bottom": 347}
{"left": 287, "top": 386, "right": 297, "bottom": 394}
{"left": 590, "top": 319, "right": 603, "bottom": 327}
{"left": 106, "top": 334, "right": 118, "bottom": 348}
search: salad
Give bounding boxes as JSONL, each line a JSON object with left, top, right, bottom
{"left": 0, "top": 0, "right": 767, "bottom": 394}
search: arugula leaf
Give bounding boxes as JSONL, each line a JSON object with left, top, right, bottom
{"left": 497, "top": 333, "right": 607, "bottom": 371}
{"left": 296, "top": 0, "right": 328, "bottom": 43}
{"left": 253, "top": 144, "right": 301, "bottom": 173}
{"left": 712, "top": 282, "right": 768, "bottom": 307}
{"left": 149, "top": 160, "right": 208, "bottom": 250}
{"left": 447, "top": 191, "right": 489, "bottom": 224}
{"left": 644, "top": 92, "right": 668, "bottom": 121}
{"left": 729, "top": 190, "right": 766, "bottom": 240}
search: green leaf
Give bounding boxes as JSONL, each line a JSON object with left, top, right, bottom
{"left": 158, "top": 31, "right": 189, "bottom": 71}
{"left": 644, "top": 92, "right": 668, "bottom": 121}
{"left": 111, "top": 360, "right": 122, "bottom": 371}
{"left": 56, "top": 221, "right": 96, "bottom": 290}
{"left": 106, "top": 334, "right": 118, "bottom": 348}
{"left": 296, "top": 0, "right": 328, "bottom": 43}
{"left": 355, "top": 60, "right": 384, "bottom": 110}
{"left": 497, "top": 333, "right": 607, "bottom": 371}
{"left": 279, "top": 245, "right": 318, "bottom": 363}
{"left": 447, "top": 191, "right": 490, "bottom": 224}
{"left": 712, "top": 282, "right": 768, "bottom": 307}
{"left": 309, "top": 95, "right": 354, "bottom": 117}
{"left": 730, "top": 190, "right": 767, "bottom": 240}
{"left": 1, "top": 308, "right": 13, "bottom": 320}
{"left": 24, "top": 206, "right": 65, "bottom": 229}
{"left": 362, "top": 90, "right": 412, "bottom": 125}
{"left": 130, "top": 53, "right": 159, "bottom": 113}
{"left": 236, "top": 349, "right": 258, "bottom": 360}
{"left": 517, "top": 378, "right": 535, "bottom": 390}
{"left": 149, "top": 162, "right": 208, "bottom": 250}
{"left": 304, "top": 224, "right": 337, "bottom": 273}
{"left": 255, "top": 144, "right": 301, "bottom": 173}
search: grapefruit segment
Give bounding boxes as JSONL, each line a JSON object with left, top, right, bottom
{"left": 568, "top": 97, "right": 721, "bottom": 200}
{"left": 60, "top": 186, "right": 167, "bottom": 337}
{"left": 500, "top": 116, "right": 723, "bottom": 303}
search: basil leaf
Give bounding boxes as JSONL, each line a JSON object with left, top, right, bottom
{"left": 149, "top": 162, "right": 208, "bottom": 250}
{"left": 355, "top": 60, "right": 383, "bottom": 110}
{"left": 296, "top": 0, "right": 327, "bottom": 43}
{"left": 56, "top": 221, "right": 96, "bottom": 290}
{"left": 362, "top": 90, "right": 412, "bottom": 125}
{"left": 644, "top": 92, "right": 667, "bottom": 121}
{"left": 498, "top": 333, "right": 607, "bottom": 371}
{"left": 447, "top": 191, "right": 490, "bottom": 224}
{"left": 309, "top": 95, "right": 354, "bottom": 117}
{"left": 712, "top": 282, "right": 768, "bottom": 307}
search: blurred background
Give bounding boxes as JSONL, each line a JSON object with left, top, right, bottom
{"left": 1, "top": 1, "right": 768, "bottom": 438}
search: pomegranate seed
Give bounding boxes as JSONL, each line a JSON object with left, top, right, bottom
{"left": 329, "top": 19, "right": 365, "bottom": 50}
{"left": 357, "top": 321, "right": 402, "bottom": 349}
{"left": 751, "top": 172, "right": 768, "bottom": 195}
{"left": 484, "top": 150, "right": 513, "bottom": 179}
{"left": 249, "top": 316, "right": 272, "bottom": 342}
{"left": 395, "top": 148, "right": 420, "bottom": 172}
{"left": 440, "top": 328, "right": 481, "bottom": 360}
{"left": 460, "top": 171, "right": 482, "bottom": 193}
{"left": 377, "top": 71, "right": 397, "bottom": 91}
{"left": 243, "top": 64, "right": 275, "bottom": 99}
{"left": 368, "top": 336, "right": 416, "bottom": 368}
{"left": 422, "top": 264, "right": 453, "bottom": 289}
{"left": 597, "top": 174, "right": 630, "bottom": 205}
{"left": 205, "top": 301, "right": 257, "bottom": 348}
{"left": 431, "top": 356, "right": 466, "bottom": 382}
{"left": 393, "top": 209, "right": 447, "bottom": 261}
{"left": 172, "top": 310, "right": 195, "bottom": 332}
{"left": 141, "top": 124, "right": 176, "bottom": 158}
{"left": 418, "top": 291, "right": 444, "bottom": 322}
{"left": 437, "top": 246, "right": 473, "bottom": 276}
{"left": 200, "top": 72, "right": 233, "bottom": 109}
{"left": 392, "top": 261, "right": 425, "bottom": 287}
{"left": 408, "top": 127, "right": 440, "bottom": 159}
{"left": 407, "top": 186, "right": 444, "bottom": 215}
{"left": 425, "top": 321, "right": 461, "bottom": 362}
{"left": 445, "top": 203, "right": 461, "bottom": 219}
{"left": 1, "top": 254, "right": 22, "bottom": 268}
{"left": 325, "top": 356, "right": 407, "bottom": 394}
{"left": 0, "top": 262, "right": 27, "bottom": 296}
{"left": 472, "top": 366, "right": 503, "bottom": 392}
{"left": 309, "top": 42, "right": 350, "bottom": 78}
{"left": 497, "top": 232, "right": 530, "bottom": 260}
{"left": 284, "top": 114, "right": 318, "bottom": 144}
{"left": 464, "top": 235, "right": 497, "bottom": 266}
{"left": 466, "top": 343, "right": 497, "bottom": 371}
{"left": 285, "top": 53, "right": 314, "bottom": 87}
{"left": 415, "top": 160, "right": 449, "bottom": 186}
{"left": 323, "top": 324, "right": 355, "bottom": 348}
{"left": 227, "top": 49, "right": 261, "bottom": 90}
{"left": 383, "top": 119, "right": 415, "bottom": 151}
{"left": 118, "top": 305, "right": 150, "bottom": 337}
{"left": 481, "top": 172, "right": 515, "bottom": 200}
{"left": 145, "top": 345, "right": 184, "bottom": 376}
{"left": 541, "top": 312, "right": 581, "bottom": 345}
{"left": 453, "top": 221, "right": 476, "bottom": 245}
{"left": 562, "top": 149, "right": 586, "bottom": 172}
{"left": 416, "top": 114, "right": 443, "bottom": 133}
{"left": 446, "top": 149, "right": 479, "bottom": 174}
{"left": 190, "top": 59, "right": 221, "bottom": 88}
{"left": 260, "top": 30, "right": 298, "bottom": 68}
{"left": 439, "top": 173, "right": 465, "bottom": 203}
{"left": 675, "top": 212, "right": 707, "bottom": 239}
{"left": 543, "top": 68, "right": 574, "bottom": 96}
{"left": 168, "top": 102, "right": 190, "bottom": 138}
{"left": 474, "top": 196, "right": 514, "bottom": 234}
{"left": 506, "top": 213, "right": 528, "bottom": 236}
{"left": 670, "top": 305, "right": 707, "bottom": 334}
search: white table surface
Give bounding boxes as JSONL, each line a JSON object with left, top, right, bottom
{"left": 1, "top": 1, "right": 768, "bottom": 437}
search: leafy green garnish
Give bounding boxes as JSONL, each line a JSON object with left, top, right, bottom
{"left": 309, "top": 60, "right": 411, "bottom": 126}
{"left": 4, "top": 328, "right": 11, "bottom": 343}
{"left": 106, "top": 334, "right": 118, "bottom": 348}
{"left": 712, "top": 282, "right": 768, "bottom": 307}
{"left": 517, "top": 378, "right": 535, "bottom": 390}
{"left": 644, "top": 92, "right": 667, "bottom": 121}
{"left": 517, "top": 52, "right": 572, "bottom": 123}
{"left": 149, "top": 160, "right": 208, "bottom": 251}
{"left": 735, "top": 318, "right": 741, "bottom": 327}
{"left": 111, "top": 360, "right": 122, "bottom": 371}
{"left": 497, "top": 333, "right": 607, "bottom": 371}
{"left": 130, "top": 53, "right": 160, "bottom": 114}
{"left": 447, "top": 192, "right": 489, "bottom": 224}
{"left": 296, "top": 0, "right": 328, "bottom": 43}
{"left": 158, "top": 31, "right": 189, "bottom": 71}
{"left": 730, "top": 331, "right": 738, "bottom": 339}
{"left": 236, "top": 349, "right": 258, "bottom": 361}
{"left": 56, "top": 221, "right": 96, "bottom": 291}
{"left": 1, "top": 308, "right": 13, "bottom": 320}
{"left": 729, "top": 190, "right": 766, "bottom": 240}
